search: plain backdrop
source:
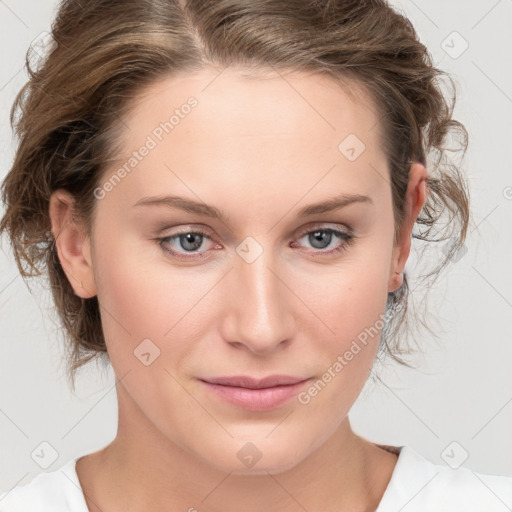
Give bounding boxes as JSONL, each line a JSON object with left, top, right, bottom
{"left": 1, "top": 0, "right": 511, "bottom": 494}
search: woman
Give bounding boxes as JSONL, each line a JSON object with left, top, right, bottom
{"left": 1, "top": 0, "right": 510, "bottom": 510}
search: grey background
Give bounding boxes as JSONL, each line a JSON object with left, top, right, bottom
{"left": 1, "top": 0, "right": 511, "bottom": 494}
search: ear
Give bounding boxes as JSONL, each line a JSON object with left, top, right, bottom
{"left": 388, "top": 162, "right": 427, "bottom": 293}
{"left": 49, "top": 189, "right": 96, "bottom": 299}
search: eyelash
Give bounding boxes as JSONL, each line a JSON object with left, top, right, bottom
{"left": 155, "top": 225, "right": 354, "bottom": 261}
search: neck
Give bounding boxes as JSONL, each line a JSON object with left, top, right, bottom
{"left": 77, "top": 386, "right": 396, "bottom": 512}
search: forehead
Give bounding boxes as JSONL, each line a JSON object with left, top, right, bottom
{"left": 121, "top": 66, "right": 382, "bottom": 148}
{"left": 103, "top": 67, "right": 388, "bottom": 210}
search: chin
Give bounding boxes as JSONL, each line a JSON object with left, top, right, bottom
{"left": 195, "top": 435, "right": 312, "bottom": 476}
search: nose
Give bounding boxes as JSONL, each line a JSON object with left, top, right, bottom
{"left": 219, "top": 248, "right": 296, "bottom": 354}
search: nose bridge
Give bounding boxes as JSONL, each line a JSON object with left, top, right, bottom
{"left": 223, "top": 246, "right": 294, "bottom": 353}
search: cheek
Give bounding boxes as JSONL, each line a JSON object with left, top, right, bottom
{"left": 90, "top": 227, "right": 218, "bottom": 369}
{"left": 306, "top": 247, "right": 392, "bottom": 341}
{"left": 293, "top": 269, "right": 389, "bottom": 426}
{"left": 298, "top": 239, "right": 393, "bottom": 384}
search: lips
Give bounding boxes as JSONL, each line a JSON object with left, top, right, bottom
{"left": 201, "top": 375, "right": 308, "bottom": 389}
{"left": 199, "top": 375, "right": 311, "bottom": 411}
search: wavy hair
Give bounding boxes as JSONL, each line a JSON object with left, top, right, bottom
{"left": 0, "top": 0, "right": 469, "bottom": 389}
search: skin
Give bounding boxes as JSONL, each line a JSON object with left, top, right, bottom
{"left": 49, "top": 67, "right": 427, "bottom": 512}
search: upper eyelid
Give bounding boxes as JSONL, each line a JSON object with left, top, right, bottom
{"left": 161, "top": 222, "right": 351, "bottom": 240}
{"left": 296, "top": 223, "right": 352, "bottom": 236}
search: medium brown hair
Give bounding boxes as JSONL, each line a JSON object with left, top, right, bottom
{"left": 0, "top": 0, "right": 469, "bottom": 389}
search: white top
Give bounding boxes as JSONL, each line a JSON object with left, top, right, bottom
{"left": 1, "top": 445, "right": 511, "bottom": 511}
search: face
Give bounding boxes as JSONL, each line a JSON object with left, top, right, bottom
{"left": 57, "top": 67, "right": 415, "bottom": 475}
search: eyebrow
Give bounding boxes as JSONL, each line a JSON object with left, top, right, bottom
{"left": 133, "top": 193, "right": 372, "bottom": 220}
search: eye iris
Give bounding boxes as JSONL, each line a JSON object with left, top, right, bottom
{"left": 309, "top": 230, "right": 332, "bottom": 249}
{"left": 179, "top": 233, "right": 203, "bottom": 251}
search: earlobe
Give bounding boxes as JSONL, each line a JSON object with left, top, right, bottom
{"left": 388, "top": 270, "right": 403, "bottom": 293}
{"left": 49, "top": 189, "right": 97, "bottom": 299}
{"left": 388, "top": 162, "right": 428, "bottom": 293}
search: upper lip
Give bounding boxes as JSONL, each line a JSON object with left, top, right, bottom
{"left": 201, "top": 375, "right": 309, "bottom": 389}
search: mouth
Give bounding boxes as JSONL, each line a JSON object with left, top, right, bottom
{"left": 199, "top": 375, "right": 311, "bottom": 411}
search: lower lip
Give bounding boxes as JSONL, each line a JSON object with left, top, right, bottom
{"left": 201, "top": 380, "right": 310, "bottom": 411}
